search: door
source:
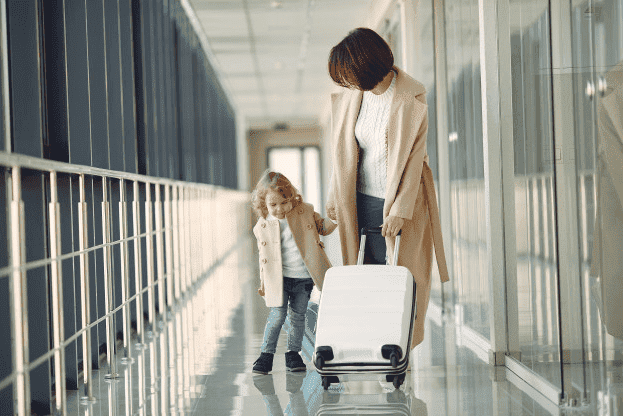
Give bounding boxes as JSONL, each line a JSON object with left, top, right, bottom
{"left": 567, "top": 0, "right": 623, "bottom": 407}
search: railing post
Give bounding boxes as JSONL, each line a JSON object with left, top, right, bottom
{"left": 48, "top": 171, "right": 66, "bottom": 415}
{"left": 171, "top": 186, "right": 181, "bottom": 301}
{"left": 102, "top": 178, "right": 120, "bottom": 380}
{"left": 8, "top": 166, "right": 30, "bottom": 416}
{"left": 167, "top": 316, "right": 177, "bottom": 413}
{"left": 164, "top": 185, "right": 174, "bottom": 313}
{"left": 155, "top": 184, "right": 166, "bottom": 325}
{"left": 118, "top": 179, "right": 133, "bottom": 364}
{"left": 122, "top": 356, "right": 134, "bottom": 415}
{"left": 78, "top": 174, "right": 96, "bottom": 403}
{"left": 145, "top": 182, "right": 156, "bottom": 335}
{"left": 133, "top": 181, "right": 146, "bottom": 347}
{"left": 178, "top": 185, "right": 188, "bottom": 295}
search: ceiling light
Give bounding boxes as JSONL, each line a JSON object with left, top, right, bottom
{"left": 270, "top": 1, "right": 283, "bottom": 8}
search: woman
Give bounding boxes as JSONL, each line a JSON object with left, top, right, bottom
{"left": 325, "top": 27, "right": 450, "bottom": 348}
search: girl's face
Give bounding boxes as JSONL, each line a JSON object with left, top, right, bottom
{"left": 265, "top": 190, "right": 293, "bottom": 219}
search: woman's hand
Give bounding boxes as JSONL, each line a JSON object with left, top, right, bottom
{"left": 326, "top": 204, "right": 337, "bottom": 221}
{"left": 257, "top": 287, "right": 265, "bottom": 296}
{"left": 382, "top": 215, "right": 404, "bottom": 237}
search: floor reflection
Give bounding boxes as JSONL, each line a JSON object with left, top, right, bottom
{"left": 62, "top": 237, "right": 622, "bottom": 415}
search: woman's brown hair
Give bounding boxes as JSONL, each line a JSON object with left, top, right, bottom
{"left": 252, "top": 170, "right": 303, "bottom": 218}
{"left": 328, "top": 27, "right": 394, "bottom": 91}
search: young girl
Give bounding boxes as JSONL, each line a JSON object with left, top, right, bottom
{"left": 251, "top": 170, "right": 337, "bottom": 374}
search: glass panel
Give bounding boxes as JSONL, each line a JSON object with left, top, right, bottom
{"left": 445, "top": 0, "right": 488, "bottom": 339}
{"left": 570, "top": 0, "right": 623, "bottom": 405}
{"left": 414, "top": 0, "right": 442, "bottom": 306}
{"left": 506, "top": 0, "right": 562, "bottom": 389}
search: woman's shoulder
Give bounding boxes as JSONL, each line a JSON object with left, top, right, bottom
{"left": 394, "top": 67, "right": 427, "bottom": 101}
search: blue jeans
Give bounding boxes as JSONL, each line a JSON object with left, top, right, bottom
{"left": 261, "top": 277, "right": 314, "bottom": 354}
{"left": 357, "top": 191, "right": 387, "bottom": 264}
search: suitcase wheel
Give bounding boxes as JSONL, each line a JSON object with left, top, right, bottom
{"left": 316, "top": 354, "right": 324, "bottom": 369}
{"left": 315, "top": 347, "right": 334, "bottom": 369}
{"left": 321, "top": 376, "right": 339, "bottom": 390}
{"left": 322, "top": 376, "right": 330, "bottom": 390}
{"left": 390, "top": 353, "right": 399, "bottom": 368}
{"left": 392, "top": 373, "right": 405, "bottom": 390}
{"left": 382, "top": 345, "right": 403, "bottom": 368}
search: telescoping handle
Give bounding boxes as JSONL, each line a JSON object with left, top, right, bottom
{"left": 357, "top": 227, "right": 401, "bottom": 266}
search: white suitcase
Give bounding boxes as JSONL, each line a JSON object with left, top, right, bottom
{"left": 314, "top": 228, "right": 416, "bottom": 390}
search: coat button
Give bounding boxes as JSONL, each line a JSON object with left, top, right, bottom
{"left": 298, "top": 208, "right": 303, "bottom": 214}
{"left": 262, "top": 258, "right": 268, "bottom": 264}
{"left": 306, "top": 224, "right": 313, "bottom": 230}
{"left": 261, "top": 241, "right": 267, "bottom": 246}
{"left": 261, "top": 223, "right": 266, "bottom": 228}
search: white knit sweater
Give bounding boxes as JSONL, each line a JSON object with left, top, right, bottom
{"left": 354, "top": 72, "right": 396, "bottom": 198}
{"left": 266, "top": 214, "right": 311, "bottom": 279}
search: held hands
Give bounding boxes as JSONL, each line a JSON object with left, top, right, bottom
{"left": 381, "top": 215, "right": 404, "bottom": 238}
{"left": 326, "top": 205, "right": 337, "bottom": 221}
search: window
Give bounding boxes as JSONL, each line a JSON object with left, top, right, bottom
{"left": 267, "top": 147, "right": 322, "bottom": 212}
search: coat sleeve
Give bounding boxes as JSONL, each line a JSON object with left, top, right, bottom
{"left": 389, "top": 103, "right": 428, "bottom": 220}
{"left": 314, "top": 210, "right": 338, "bottom": 236}
{"left": 252, "top": 221, "right": 265, "bottom": 295}
{"left": 325, "top": 167, "right": 337, "bottom": 217}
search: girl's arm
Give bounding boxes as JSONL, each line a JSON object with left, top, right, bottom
{"left": 314, "top": 211, "right": 338, "bottom": 236}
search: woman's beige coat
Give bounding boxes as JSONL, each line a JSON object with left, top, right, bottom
{"left": 326, "top": 67, "right": 450, "bottom": 348}
{"left": 253, "top": 202, "right": 337, "bottom": 307}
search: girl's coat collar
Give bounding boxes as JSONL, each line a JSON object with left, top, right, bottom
{"left": 258, "top": 203, "right": 304, "bottom": 226}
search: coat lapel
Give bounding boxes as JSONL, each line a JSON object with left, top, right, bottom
{"left": 331, "top": 88, "right": 363, "bottom": 263}
{"left": 384, "top": 69, "right": 428, "bottom": 210}
{"left": 331, "top": 88, "right": 362, "bottom": 189}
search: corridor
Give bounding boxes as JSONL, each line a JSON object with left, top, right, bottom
{"left": 1, "top": 0, "right": 623, "bottom": 414}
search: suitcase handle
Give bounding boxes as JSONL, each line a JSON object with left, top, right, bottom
{"left": 357, "top": 227, "right": 401, "bottom": 266}
{"left": 360, "top": 227, "right": 402, "bottom": 236}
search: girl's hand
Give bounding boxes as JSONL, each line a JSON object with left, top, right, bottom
{"left": 382, "top": 215, "right": 404, "bottom": 237}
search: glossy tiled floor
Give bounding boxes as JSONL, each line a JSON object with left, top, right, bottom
{"left": 64, "top": 237, "right": 620, "bottom": 415}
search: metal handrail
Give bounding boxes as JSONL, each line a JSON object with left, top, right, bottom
{"left": 1, "top": 152, "right": 250, "bottom": 415}
{"left": 0, "top": 228, "right": 167, "bottom": 279}
{"left": 0, "top": 151, "right": 229, "bottom": 191}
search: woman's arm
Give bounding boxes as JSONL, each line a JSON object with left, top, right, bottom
{"left": 325, "top": 168, "right": 338, "bottom": 221}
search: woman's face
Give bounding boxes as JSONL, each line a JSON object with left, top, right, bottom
{"left": 265, "top": 190, "right": 293, "bottom": 219}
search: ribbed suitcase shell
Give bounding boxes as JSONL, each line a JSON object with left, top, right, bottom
{"left": 314, "top": 264, "right": 415, "bottom": 375}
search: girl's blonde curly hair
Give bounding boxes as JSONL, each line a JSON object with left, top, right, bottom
{"left": 252, "top": 170, "right": 303, "bottom": 218}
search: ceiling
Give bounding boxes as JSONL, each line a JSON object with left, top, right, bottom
{"left": 187, "top": 0, "right": 372, "bottom": 129}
